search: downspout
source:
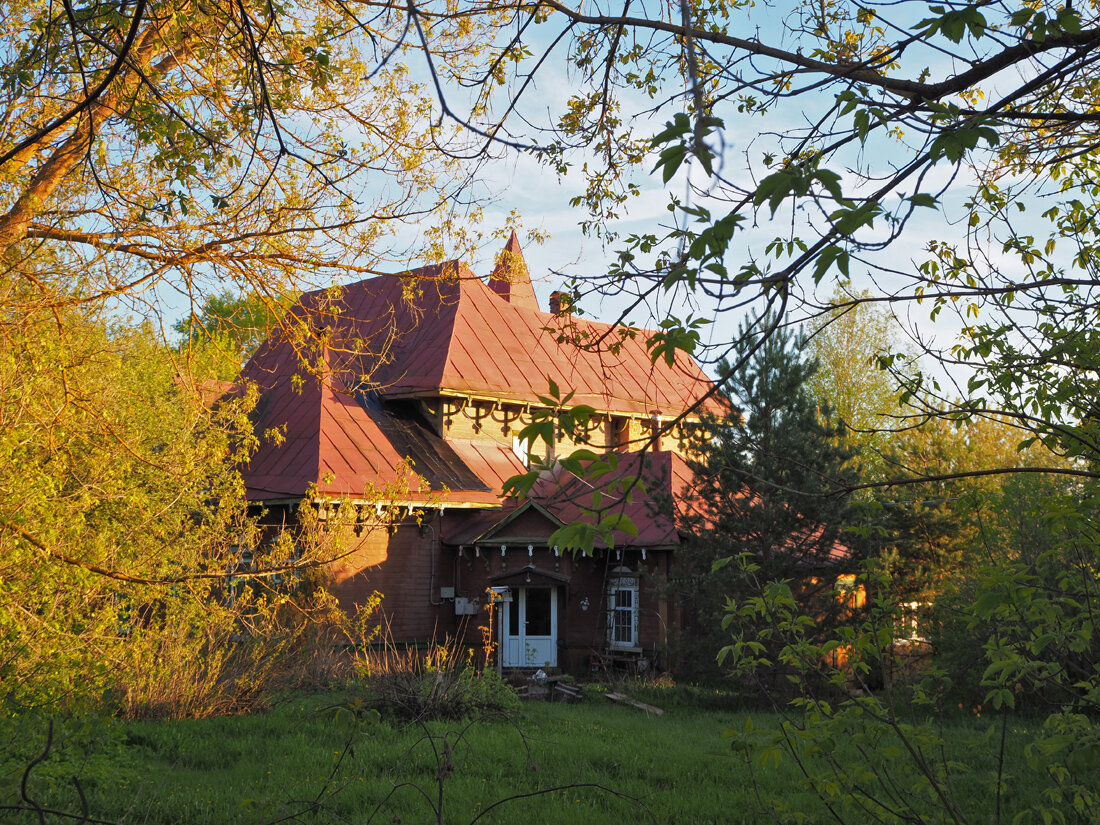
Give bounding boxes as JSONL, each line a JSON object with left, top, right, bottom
{"left": 424, "top": 519, "right": 442, "bottom": 606}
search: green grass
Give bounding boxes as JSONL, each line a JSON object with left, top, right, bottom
{"left": 1, "top": 684, "right": 1047, "bottom": 825}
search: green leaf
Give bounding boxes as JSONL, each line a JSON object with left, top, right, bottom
{"left": 815, "top": 168, "right": 845, "bottom": 202}
{"left": 518, "top": 420, "right": 555, "bottom": 448}
{"left": 755, "top": 170, "right": 797, "bottom": 215}
{"left": 908, "top": 193, "right": 938, "bottom": 208}
{"left": 548, "top": 522, "right": 598, "bottom": 555}
{"left": 1009, "top": 8, "right": 1034, "bottom": 26}
{"left": 829, "top": 203, "right": 879, "bottom": 235}
{"left": 656, "top": 144, "right": 688, "bottom": 183}
{"left": 758, "top": 746, "right": 783, "bottom": 769}
{"left": 501, "top": 470, "right": 540, "bottom": 498}
{"left": 1057, "top": 8, "right": 1082, "bottom": 32}
{"left": 650, "top": 112, "right": 692, "bottom": 147}
{"left": 814, "top": 245, "right": 849, "bottom": 282}
{"left": 600, "top": 512, "right": 638, "bottom": 537}
{"left": 853, "top": 109, "right": 870, "bottom": 143}
{"left": 566, "top": 448, "right": 600, "bottom": 463}
{"left": 1066, "top": 744, "right": 1100, "bottom": 772}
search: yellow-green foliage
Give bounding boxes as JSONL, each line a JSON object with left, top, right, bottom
{"left": 0, "top": 285, "right": 344, "bottom": 717}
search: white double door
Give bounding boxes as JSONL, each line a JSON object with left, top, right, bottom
{"left": 502, "top": 586, "right": 557, "bottom": 667}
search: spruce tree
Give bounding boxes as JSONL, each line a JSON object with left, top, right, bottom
{"left": 674, "top": 315, "right": 865, "bottom": 685}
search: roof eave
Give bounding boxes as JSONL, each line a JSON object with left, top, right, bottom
{"left": 379, "top": 387, "right": 709, "bottom": 422}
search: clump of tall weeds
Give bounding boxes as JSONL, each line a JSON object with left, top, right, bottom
{"left": 361, "top": 636, "right": 518, "bottom": 722}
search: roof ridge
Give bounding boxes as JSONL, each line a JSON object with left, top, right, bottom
{"left": 432, "top": 261, "right": 480, "bottom": 393}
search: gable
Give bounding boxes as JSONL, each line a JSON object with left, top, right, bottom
{"left": 477, "top": 503, "right": 563, "bottom": 544}
{"left": 442, "top": 499, "right": 562, "bottom": 547}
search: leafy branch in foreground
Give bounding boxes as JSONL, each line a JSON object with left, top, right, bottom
{"left": 721, "top": 473, "right": 1100, "bottom": 825}
{"left": 355, "top": 1, "right": 1100, "bottom": 479}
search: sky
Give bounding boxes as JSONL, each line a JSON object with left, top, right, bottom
{"left": 152, "top": 0, "right": 1067, "bottom": 398}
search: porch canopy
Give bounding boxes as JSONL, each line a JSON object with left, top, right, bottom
{"left": 490, "top": 564, "right": 571, "bottom": 588}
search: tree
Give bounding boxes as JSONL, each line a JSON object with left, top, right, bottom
{"left": 0, "top": 0, "right": 505, "bottom": 333}
{"left": 674, "top": 315, "right": 866, "bottom": 684}
{"left": 174, "top": 288, "right": 294, "bottom": 376}
{"left": 0, "top": 279, "right": 350, "bottom": 715}
{"left": 0, "top": 3, "right": 511, "bottom": 714}
{"left": 924, "top": 467, "right": 1090, "bottom": 708}
{"left": 806, "top": 291, "right": 912, "bottom": 481}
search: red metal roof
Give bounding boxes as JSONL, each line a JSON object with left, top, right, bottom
{"left": 279, "top": 260, "right": 721, "bottom": 417}
{"left": 241, "top": 242, "right": 719, "bottom": 506}
{"left": 528, "top": 451, "right": 691, "bottom": 548}
{"left": 441, "top": 451, "right": 698, "bottom": 549}
{"left": 243, "top": 344, "right": 500, "bottom": 504}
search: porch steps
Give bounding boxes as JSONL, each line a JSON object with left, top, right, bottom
{"left": 512, "top": 674, "right": 584, "bottom": 703}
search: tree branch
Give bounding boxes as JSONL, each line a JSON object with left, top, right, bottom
{"left": 0, "top": 0, "right": 148, "bottom": 169}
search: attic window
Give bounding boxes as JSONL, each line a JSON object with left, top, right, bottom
{"left": 610, "top": 417, "right": 629, "bottom": 450}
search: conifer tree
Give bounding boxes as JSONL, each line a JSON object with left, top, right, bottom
{"left": 674, "top": 315, "right": 865, "bottom": 683}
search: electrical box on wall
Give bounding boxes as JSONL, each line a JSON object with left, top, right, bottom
{"left": 454, "top": 597, "right": 479, "bottom": 615}
{"left": 439, "top": 586, "right": 455, "bottom": 600}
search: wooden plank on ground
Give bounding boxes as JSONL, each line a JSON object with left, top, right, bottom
{"left": 604, "top": 692, "right": 664, "bottom": 715}
{"left": 554, "top": 683, "right": 583, "bottom": 702}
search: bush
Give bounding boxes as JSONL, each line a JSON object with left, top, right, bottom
{"left": 364, "top": 644, "right": 519, "bottom": 721}
{"left": 112, "top": 589, "right": 353, "bottom": 720}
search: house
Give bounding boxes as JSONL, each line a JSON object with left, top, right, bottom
{"left": 241, "top": 233, "right": 722, "bottom": 671}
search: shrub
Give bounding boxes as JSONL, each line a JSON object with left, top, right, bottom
{"left": 113, "top": 588, "right": 352, "bottom": 720}
{"left": 364, "top": 643, "right": 518, "bottom": 721}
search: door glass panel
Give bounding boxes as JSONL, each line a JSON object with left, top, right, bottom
{"left": 525, "top": 588, "right": 552, "bottom": 636}
{"left": 508, "top": 593, "right": 519, "bottom": 636}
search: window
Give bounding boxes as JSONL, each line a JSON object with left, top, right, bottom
{"left": 607, "top": 569, "right": 640, "bottom": 650}
{"left": 899, "top": 601, "right": 930, "bottom": 643}
{"left": 609, "top": 416, "right": 629, "bottom": 450}
{"left": 524, "top": 588, "right": 553, "bottom": 636}
{"left": 835, "top": 573, "right": 866, "bottom": 610}
{"left": 511, "top": 434, "right": 530, "bottom": 466}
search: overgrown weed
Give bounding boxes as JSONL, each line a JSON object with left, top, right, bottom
{"left": 358, "top": 632, "right": 518, "bottom": 722}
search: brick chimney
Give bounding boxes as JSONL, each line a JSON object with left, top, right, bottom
{"left": 488, "top": 230, "right": 539, "bottom": 313}
{"left": 549, "top": 291, "right": 573, "bottom": 315}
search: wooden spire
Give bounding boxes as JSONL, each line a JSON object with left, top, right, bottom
{"left": 488, "top": 230, "right": 539, "bottom": 312}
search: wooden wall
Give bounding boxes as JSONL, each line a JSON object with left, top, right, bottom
{"left": 432, "top": 396, "right": 704, "bottom": 461}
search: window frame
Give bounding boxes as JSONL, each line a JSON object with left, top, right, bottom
{"left": 606, "top": 567, "right": 641, "bottom": 651}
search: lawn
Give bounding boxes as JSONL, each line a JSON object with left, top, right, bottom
{"left": 1, "top": 683, "right": 1043, "bottom": 825}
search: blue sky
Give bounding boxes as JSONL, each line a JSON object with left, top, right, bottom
{"left": 155, "top": 0, "right": 1074, "bottom": 397}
